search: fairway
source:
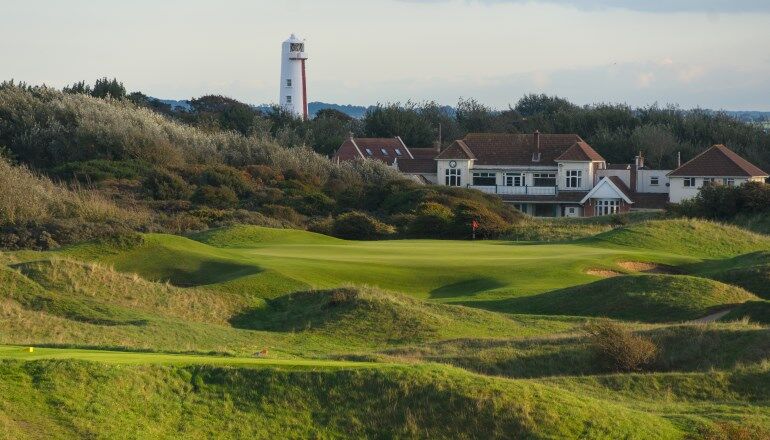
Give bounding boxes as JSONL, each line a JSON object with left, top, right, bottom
{"left": 0, "top": 345, "right": 389, "bottom": 370}
{"left": 61, "top": 224, "right": 712, "bottom": 309}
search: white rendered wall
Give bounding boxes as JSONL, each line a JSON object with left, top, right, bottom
{"left": 669, "top": 177, "right": 751, "bottom": 203}
{"left": 596, "top": 169, "right": 630, "bottom": 187}
{"left": 437, "top": 159, "right": 472, "bottom": 186}
{"left": 557, "top": 162, "right": 593, "bottom": 191}
{"left": 637, "top": 169, "right": 671, "bottom": 193}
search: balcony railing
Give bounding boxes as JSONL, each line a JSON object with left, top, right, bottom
{"left": 467, "top": 185, "right": 557, "bottom": 196}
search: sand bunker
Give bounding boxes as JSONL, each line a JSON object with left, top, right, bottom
{"left": 586, "top": 269, "right": 622, "bottom": 278}
{"left": 617, "top": 261, "right": 680, "bottom": 274}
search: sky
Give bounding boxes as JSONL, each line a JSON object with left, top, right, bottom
{"left": 2, "top": 0, "right": 770, "bottom": 110}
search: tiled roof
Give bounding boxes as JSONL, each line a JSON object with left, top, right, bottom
{"left": 668, "top": 144, "right": 768, "bottom": 177}
{"left": 608, "top": 176, "right": 634, "bottom": 200}
{"left": 435, "top": 140, "right": 476, "bottom": 160}
{"left": 555, "top": 141, "right": 605, "bottom": 162}
{"left": 397, "top": 158, "right": 437, "bottom": 174}
{"left": 454, "top": 133, "right": 594, "bottom": 166}
{"left": 409, "top": 147, "right": 440, "bottom": 159}
{"left": 631, "top": 193, "right": 668, "bottom": 210}
{"left": 333, "top": 137, "right": 410, "bottom": 166}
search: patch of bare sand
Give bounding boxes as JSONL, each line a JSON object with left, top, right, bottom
{"left": 585, "top": 269, "right": 622, "bottom": 278}
{"left": 617, "top": 261, "right": 681, "bottom": 274}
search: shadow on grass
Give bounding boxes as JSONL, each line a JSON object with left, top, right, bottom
{"left": 429, "top": 278, "right": 506, "bottom": 299}
{"left": 159, "top": 261, "right": 264, "bottom": 287}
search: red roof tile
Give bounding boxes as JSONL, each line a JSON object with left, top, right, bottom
{"left": 332, "top": 137, "right": 410, "bottom": 166}
{"left": 668, "top": 144, "right": 768, "bottom": 177}
{"left": 435, "top": 140, "right": 476, "bottom": 160}
{"left": 555, "top": 141, "right": 605, "bottom": 162}
{"left": 608, "top": 176, "right": 634, "bottom": 201}
{"left": 447, "top": 133, "right": 601, "bottom": 166}
{"left": 396, "top": 158, "right": 437, "bottom": 174}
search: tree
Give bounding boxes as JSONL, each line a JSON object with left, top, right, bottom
{"left": 630, "top": 124, "right": 680, "bottom": 168}
{"left": 362, "top": 103, "right": 434, "bottom": 147}
{"left": 456, "top": 98, "right": 496, "bottom": 134}
{"left": 92, "top": 77, "right": 126, "bottom": 99}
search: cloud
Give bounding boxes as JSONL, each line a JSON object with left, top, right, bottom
{"left": 397, "top": 0, "right": 770, "bottom": 13}
{"left": 636, "top": 72, "right": 655, "bottom": 88}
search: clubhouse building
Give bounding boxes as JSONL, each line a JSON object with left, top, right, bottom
{"left": 333, "top": 134, "right": 768, "bottom": 217}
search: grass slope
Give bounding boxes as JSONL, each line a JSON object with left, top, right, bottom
{"left": 191, "top": 224, "right": 343, "bottom": 248}
{"left": 0, "top": 359, "right": 682, "bottom": 440}
{"left": 488, "top": 274, "right": 758, "bottom": 322}
{"left": 232, "top": 287, "right": 567, "bottom": 343}
{"left": 589, "top": 219, "right": 770, "bottom": 258}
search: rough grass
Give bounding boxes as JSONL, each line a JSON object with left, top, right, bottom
{"left": 231, "top": 287, "right": 567, "bottom": 344}
{"left": 589, "top": 219, "right": 770, "bottom": 258}
{"left": 0, "top": 359, "right": 684, "bottom": 440}
{"left": 489, "top": 274, "right": 758, "bottom": 322}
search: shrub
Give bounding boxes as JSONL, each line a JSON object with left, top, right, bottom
{"left": 409, "top": 202, "right": 454, "bottom": 237}
{"left": 143, "top": 169, "right": 193, "bottom": 200}
{"left": 331, "top": 211, "right": 396, "bottom": 240}
{"left": 584, "top": 320, "right": 658, "bottom": 372}
{"left": 261, "top": 204, "right": 305, "bottom": 226}
{"left": 192, "top": 185, "right": 239, "bottom": 209}
{"left": 452, "top": 200, "right": 512, "bottom": 239}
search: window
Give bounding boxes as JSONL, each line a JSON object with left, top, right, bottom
{"left": 650, "top": 176, "right": 659, "bottom": 186}
{"left": 290, "top": 43, "right": 304, "bottom": 52}
{"left": 286, "top": 79, "right": 292, "bottom": 87}
{"left": 683, "top": 178, "right": 696, "bottom": 187}
{"left": 365, "top": 148, "right": 373, "bottom": 156}
{"left": 595, "top": 199, "right": 620, "bottom": 216}
{"left": 445, "top": 169, "right": 461, "bottom": 186}
{"left": 532, "top": 152, "right": 541, "bottom": 162}
{"left": 395, "top": 149, "right": 402, "bottom": 156}
{"left": 286, "top": 95, "right": 292, "bottom": 103}
{"left": 725, "top": 178, "right": 735, "bottom": 187}
{"left": 504, "top": 173, "right": 524, "bottom": 187}
{"left": 533, "top": 173, "right": 556, "bottom": 187}
{"left": 381, "top": 148, "right": 388, "bottom": 156}
{"left": 472, "top": 172, "right": 496, "bottom": 186}
{"left": 565, "top": 170, "right": 582, "bottom": 188}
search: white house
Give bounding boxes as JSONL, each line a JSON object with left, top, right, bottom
{"left": 667, "top": 144, "right": 768, "bottom": 203}
{"left": 332, "top": 134, "right": 767, "bottom": 217}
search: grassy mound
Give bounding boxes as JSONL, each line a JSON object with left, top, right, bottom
{"left": 589, "top": 219, "right": 770, "bottom": 258}
{"left": 378, "top": 323, "right": 770, "bottom": 378}
{"left": 190, "top": 225, "right": 343, "bottom": 248}
{"left": 723, "top": 301, "right": 770, "bottom": 324}
{"left": 232, "top": 287, "right": 560, "bottom": 344}
{"left": 692, "top": 252, "right": 770, "bottom": 300}
{"left": 492, "top": 274, "right": 757, "bottom": 322}
{"left": 0, "top": 359, "right": 682, "bottom": 439}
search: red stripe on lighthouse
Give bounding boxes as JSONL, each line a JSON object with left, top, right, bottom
{"left": 301, "top": 59, "right": 308, "bottom": 120}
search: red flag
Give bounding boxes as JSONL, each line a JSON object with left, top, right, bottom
{"left": 471, "top": 219, "right": 479, "bottom": 231}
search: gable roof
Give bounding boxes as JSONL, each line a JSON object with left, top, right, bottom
{"left": 668, "top": 144, "right": 768, "bottom": 178}
{"left": 435, "top": 140, "right": 476, "bottom": 160}
{"left": 555, "top": 141, "right": 605, "bottom": 162}
{"left": 580, "top": 176, "right": 634, "bottom": 204}
{"left": 447, "top": 133, "right": 600, "bottom": 166}
{"left": 333, "top": 137, "right": 412, "bottom": 165}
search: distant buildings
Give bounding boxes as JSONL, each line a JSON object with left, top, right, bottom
{"left": 333, "top": 133, "right": 768, "bottom": 217}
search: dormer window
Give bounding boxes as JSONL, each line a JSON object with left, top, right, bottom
{"left": 381, "top": 148, "right": 388, "bottom": 156}
{"left": 365, "top": 148, "right": 373, "bottom": 156}
{"left": 395, "top": 149, "right": 402, "bottom": 156}
{"left": 532, "top": 152, "right": 541, "bottom": 162}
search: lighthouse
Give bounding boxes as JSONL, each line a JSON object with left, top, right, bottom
{"left": 279, "top": 34, "right": 309, "bottom": 119}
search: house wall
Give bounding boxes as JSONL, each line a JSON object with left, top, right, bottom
{"left": 669, "top": 176, "right": 751, "bottom": 203}
{"left": 637, "top": 169, "right": 671, "bottom": 193}
{"left": 597, "top": 169, "right": 630, "bottom": 187}
{"left": 436, "top": 159, "right": 472, "bottom": 187}
{"left": 557, "top": 162, "right": 593, "bottom": 191}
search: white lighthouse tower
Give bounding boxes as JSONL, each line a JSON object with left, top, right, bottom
{"left": 279, "top": 34, "right": 309, "bottom": 119}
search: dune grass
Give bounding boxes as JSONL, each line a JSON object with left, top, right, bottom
{"left": 1, "top": 218, "right": 769, "bottom": 439}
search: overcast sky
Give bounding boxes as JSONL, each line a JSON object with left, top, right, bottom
{"left": 2, "top": 0, "right": 769, "bottom": 110}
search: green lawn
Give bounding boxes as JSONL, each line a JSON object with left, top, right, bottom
{"left": 2, "top": 219, "right": 769, "bottom": 439}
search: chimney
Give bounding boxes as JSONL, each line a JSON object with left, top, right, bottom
{"left": 534, "top": 130, "right": 541, "bottom": 151}
{"left": 677, "top": 151, "right": 682, "bottom": 168}
{"left": 635, "top": 151, "right": 644, "bottom": 169}
{"left": 349, "top": 132, "right": 355, "bottom": 140}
